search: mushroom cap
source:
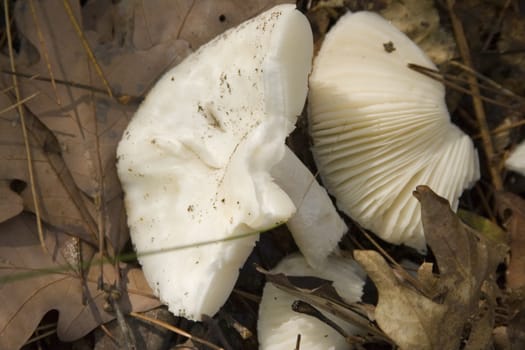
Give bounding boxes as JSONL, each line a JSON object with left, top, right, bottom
{"left": 116, "top": 4, "right": 313, "bottom": 320}
{"left": 506, "top": 141, "right": 525, "bottom": 176}
{"left": 258, "top": 253, "right": 365, "bottom": 350}
{"left": 308, "top": 11, "right": 480, "bottom": 251}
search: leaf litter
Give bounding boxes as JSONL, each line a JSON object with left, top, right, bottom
{"left": 354, "top": 186, "right": 507, "bottom": 350}
{"left": 0, "top": 0, "right": 524, "bottom": 349}
{"left": 0, "top": 0, "right": 292, "bottom": 348}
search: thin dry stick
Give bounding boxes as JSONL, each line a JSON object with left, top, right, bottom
{"left": 488, "top": 119, "right": 525, "bottom": 136}
{"left": 3, "top": 0, "right": 47, "bottom": 254}
{"left": 0, "top": 92, "right": 39, "bottom": 117}
{"left": 408, "top": 61, "right": 522, "bottom": 109}
{"left": 23, "top": 329, "right": 57, "bottom": 346}
{"left": 475, "top": 183, "right": 496, "bottom": 222}
{"left": 1, "top": 70, "right": 141, "bottom": 104}
{"left": 29, "top": 0, "right": 61, "bottom": 106}
{"left": 130, "top": 312, "right": 225, "bottom": 350}
{"left": 447, "top": 0, "right": 503, "bottom": 190}
{"left": 99, "top": 324, "right": 120, "bottom": 345}
{"left": 294, "top": 334, "right": 301, "bottom": 350}
{"left": 448, "top": 61, "right": 525, "bottom": 101}
{"left": 407, "top": 64, "right": 517, "bottom": 109}
{"left": 87, "top": 61, "right": 107, "bottom": 287}
{"left": 61, "top": 0, "right": 113, "bottom": 98}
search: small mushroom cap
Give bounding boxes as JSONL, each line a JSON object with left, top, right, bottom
{"left": 308, "top": 11, "right": 480, "bottom": 251}
{"left": 258, "top": 254, "right": 365, "bottom": 350}
{"left": 116, "top": 4, "right": 313, "bottom": 320}
{"left": 506, "top": 141, "right": 525, "bottom": 176}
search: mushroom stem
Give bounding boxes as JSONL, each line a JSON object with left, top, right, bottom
{"left": 271, "top": 147, "right": 347, "bottom": 267}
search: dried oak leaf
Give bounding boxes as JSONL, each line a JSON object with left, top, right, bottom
{"left": 0, "top": 213, "right": 160, "bottom": 350}
{"left": 495, "top": 192, "right": 525, "bottom": 348}
{"left": 0, "top": 180, "right": 23, "bottom": 223}
{"left": 0, "top": 93, "right": 100, "bottom": 241}
{"left": 496, "top": 191, "right": 525, "bottom": 290}
{"left": 355, "top": 185, "right": 504, "bottom": 350}
{"left": 4, "top": 0, "right": 191, "bottom": 250}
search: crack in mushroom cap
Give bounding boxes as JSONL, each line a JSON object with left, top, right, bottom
{"left": 258, "top": 254, "right": 365, "bottom": 350}
{"left": 116, "top": 4, "right": 313, "bottom": 321}
{"left": 308, "top": 11, "right": 480, "bottom": 251}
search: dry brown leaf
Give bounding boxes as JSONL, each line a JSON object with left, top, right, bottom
{"left": 3, "top": 0, "right": 192, "bottom": 251}
{"left": 495, "top": 192, "right": 525, "bottom": 348}
{"left": 0, "top": 213, "right": 160, "bottom": 350}
{"left": 0, "top": 180, "right": 23, "bottom": 223}
{"left": 495, "top": 191, "right": 525, "bottom": 290}
{"left": 0, "top": 94, "right": 96, "bottom": 241}
{"left": 354, "top": 250, "right": 449, "bottom": 349}
{"left": 355, "top": 186, "right": 504, "bottom": 350}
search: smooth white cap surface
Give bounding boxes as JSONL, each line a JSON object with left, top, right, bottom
{"left": 506, "top": 141, "right": 525, "bottom": 176}
{"left": 308, "top": 11, "right": 480, "bottom": 251}
{"left": 117, "top": 4, "right": 313, "bottom": 320}
{"left": 258, "top": 254, "right": 365, "bottom": 350}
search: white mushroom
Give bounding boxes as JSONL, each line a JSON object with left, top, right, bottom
{"left": 117, "top": 4, "right": 343, "bottom": 321}
{"left": 272, "top": 147, "right": 347, "bottom": 268}
{"left": 308, "top": 11, "right": 480, "bottom": 251}
{"left": 506, "top": 141, "right": 525, "bottom": 176}
{"left": 258, "top": 253, "right": 365, "bottom": 350}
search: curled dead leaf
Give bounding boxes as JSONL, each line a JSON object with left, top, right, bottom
{"left": 355, "top": 186, "right": 505, "bottom": 350}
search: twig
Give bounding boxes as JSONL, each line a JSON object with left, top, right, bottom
{"left": 407, "top": 64, "right": 523, "bottom": 109}
{"left": 446, "top": 0, "right": 503, "bottom": 190}
{"left": 0, "top": 92, "right": 40, "bottom": 117}
{"left": 292, "top": 300, "right": 365, "bottom": 345}
{"left": 3, "top": 0, "right": 47, "bottom": 254}
{"left": 23, "top": 329, "right": 57, "bottom": 346}
{"left": 294, "top": 334, "right": 301, "bottom": 350}
{"left": 130, "top": 312, "right": 225, "bottom": 350}
{"left": 448, "top": 61, "right": 524, "bottom": 101}
{"left": 1, "top": 70, "right": 141, "bottom": 104}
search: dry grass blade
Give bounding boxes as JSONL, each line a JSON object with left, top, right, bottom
{"left": 3, "top": 0, "right": 47, "bottom": 254}
{"left": 447, "top": 0, "right": 503, "bottom": 190}
{"left": 291, "top": 300, "right": 365, "bottom": 345}
{"left": 1, "top": 70, "right": 142, "bottom": 104}
{"left": 61, "top": 0, "right": 113, "bottom": 98}
{"left": 407, "top": 63, "right": 523, "bottom": 109}
{"left": 29, "top": 0, "right": 61, "bottom": 106}
{"left": 0, "top": 92, "right": 39, "bottom": 117}
{"left": 130, "top": 312, "right": 224, "bottom": 350}
{"left": 23, "top": 328, "right": 57, "bottom": 346}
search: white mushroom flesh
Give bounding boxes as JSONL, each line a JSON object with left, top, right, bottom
{"left": 258, "top": 254, "right": 365, "bottom": 350}
{"left": 506, "top": 141, "right": 525, "bottom": 176}
{"left": 272, "top": 147, "right": 347, "bottom": 268}
{"left": 308, "top": 11, "right": 480, "bottom": 251}
{"left": 116, "top": 4, "right": 313, "bottom": 320}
